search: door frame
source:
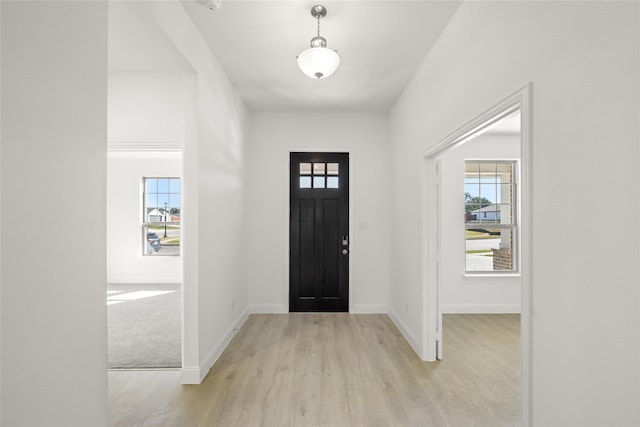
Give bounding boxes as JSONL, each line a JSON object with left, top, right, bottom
{"left": 421, "top": 84, "right": 533, "bottom": 426}
{"left": 283, "top": 147, "right": 355, "bottom": 313}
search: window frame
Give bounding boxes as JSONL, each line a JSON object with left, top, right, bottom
{"left": 464, "top": 159, "right": 519, "bottom": 275}
{"left": 142, "top": 176, "right": 181, "bottom": 257}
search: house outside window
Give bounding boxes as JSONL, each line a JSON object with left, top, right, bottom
{"left": 143, "top": 177, "right": 181, "bottom": 256}
{"left": 464, "top": 161, "right": 517, "bottom": 273}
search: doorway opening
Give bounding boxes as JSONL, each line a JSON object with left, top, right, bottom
{"left": 106, "top": 149, "right": 183, "bottom": 369}
{"left": 422, "top": 85, "right": 532, "bottom": 425}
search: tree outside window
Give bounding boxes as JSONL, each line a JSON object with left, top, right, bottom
{"left": 464, "top": 161, "right": 517, "bottom": 272}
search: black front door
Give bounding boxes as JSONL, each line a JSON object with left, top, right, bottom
{"left": 289, "top": 152, "right": 349, "bottom": 312}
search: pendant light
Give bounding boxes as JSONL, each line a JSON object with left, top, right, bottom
{"left": 297, "top": 5, "right": 340, "bottom": 80}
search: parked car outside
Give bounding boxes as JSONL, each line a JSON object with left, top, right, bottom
{"left": 146, "top": 232, "right": 162, "bottom": 253}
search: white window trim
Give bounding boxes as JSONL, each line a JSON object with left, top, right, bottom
{"left": 142, "top": 177, "right": 181, "bottom": 257}
{"left": 464, "top": 159, "right": 520, "bottom": 274}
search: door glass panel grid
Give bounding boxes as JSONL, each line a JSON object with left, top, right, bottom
{"left": 299, "top": 162, "right": 340, "bottom": 189}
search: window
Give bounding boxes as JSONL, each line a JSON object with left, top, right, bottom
{"left": 143, "top": 177, "right": 181, "bottom": 256}
{"left": 299, "top": 162, "right": 339, "bottom": 189}
{"left": 464, "top": 161, "right": 517, "bottom": 272}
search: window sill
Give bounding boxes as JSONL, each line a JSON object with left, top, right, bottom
{"left": 142, "top": 255, "right": 182, "bottom": 258}
{"left": 464, "top": 272, "right": 521, "bottom": 278}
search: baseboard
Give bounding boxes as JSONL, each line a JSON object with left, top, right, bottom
{"left": 248, "top": 304, "right": 388, "bottom": 314}
{"left": 387, "top": 307, "right": 422, "bottom": 358}
{"left": 180, "top": 367, "right": 201, "bottom": 384}
{"left": 350, "top": 304, "right": 388, "bottom": 314}
{"left": 107, "top": 277, "right": 182, "bottom": 285}
{"left": 249, "top": 304, "right": 288, "bottom": 314}
{"left": 181, "top": 307, "right": 250, "bottom": 385}
{"left": 442, "top": 303, "right": 521, "bottom": 314}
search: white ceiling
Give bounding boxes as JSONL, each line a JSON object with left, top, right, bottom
{"left": 109, "top": 1, "right": 462, "bottom": 113}
{"left": 109, "top": 2, "right": 194, "bottom": 73}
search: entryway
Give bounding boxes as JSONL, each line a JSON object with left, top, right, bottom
{"left": 422, "top": 85, "right": 533, "bottom": 423}
{"left": 289, "top": 152, "right": 349, "bottom": 312}
{"left": 106, "top": 149, "right": 183, "bottom": 369}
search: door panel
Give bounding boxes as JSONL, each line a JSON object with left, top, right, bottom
{"left": 321, "top": 199, "right": 339, "bottom": 298}
{"left": 290, "top": 152, "right": 349, "bottom": 312}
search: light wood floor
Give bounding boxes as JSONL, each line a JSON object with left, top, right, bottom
{"left": 108, "top": 314, "right": 520, "bottom": 427}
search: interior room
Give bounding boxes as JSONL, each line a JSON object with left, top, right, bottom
{"left": 1, "top": 1, "right": 639, "bottom": 426}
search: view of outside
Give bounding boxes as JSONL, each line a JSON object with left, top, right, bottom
{"left": 464, "top": 161, "right": 516, "bottom": 272}
{"left": 143, "top": 177, "right": 181, "bottom": 256}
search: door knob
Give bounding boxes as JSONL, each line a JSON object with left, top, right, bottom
{"left": 342, "top": 249, "right": 349, "bottom": 255}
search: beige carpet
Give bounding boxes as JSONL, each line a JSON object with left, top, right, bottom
{"left": 107, "top": 284, "right": 181, "bottom": 369}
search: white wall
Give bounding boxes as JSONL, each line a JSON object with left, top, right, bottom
{"left": 440, "top": 133, "right": 520, "bottom": 313}
{"left": 389, "top": 2, "right": 639, "bottom": 425}
{"left": 107, "top": 151, "right": 182, "bottom": 283}
{"left": 107, "top": 72, "right": 189, "bottom": 284}
{"left": 122, "top": 2, "right": 251, "bottom": 384}
{"left": 246, "top": 113, "right": 391, "bottom": 313}
{"left": 1, "top": 2, "right": 108, "bottom": 426}
{"left": 108, "top": 73, "right": 189, "bottom": 145}
{"left": 1, "top": 3, "right": 3, "bottom": 421}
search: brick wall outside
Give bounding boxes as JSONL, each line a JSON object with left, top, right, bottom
{"left": 492, "top": 248, "right": 513, "bottom": 270}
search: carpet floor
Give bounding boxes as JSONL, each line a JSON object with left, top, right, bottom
{"left": 107, "top": 284, "right": 181, "bottom": 369}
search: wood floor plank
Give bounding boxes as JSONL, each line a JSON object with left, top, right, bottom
{"left": 109, "top": 313, "right": 520, "bottom": 427}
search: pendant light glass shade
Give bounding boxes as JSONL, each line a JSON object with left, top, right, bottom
{"left": 297, "top": 47, "right": 340, "bottom": 80}
{"left": 298, "top": 5, "right": 339, "bottom": 80}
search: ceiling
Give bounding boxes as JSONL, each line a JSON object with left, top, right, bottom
{"left": 110, "top": 1, "right": 462, "bottom": 113}
{"left": 109, "top": 2, "right": 194, "bottom": 73}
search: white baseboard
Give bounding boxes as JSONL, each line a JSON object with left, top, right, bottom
{"left": 350, "top": 304, "right": 387, "bottom": 314}
{"left": 387, "top": 307, "right": 421, "bottom": 358}
{"left": 442, "top": 303, "right": 521, "bottom": 314}
{"left": 248, "top": 304, "right": 388, "bottom": 314}
{"left": 180, "top": 367, "right": 201, "bottom": 384}
{"left": 181, "top": 307, "right": 250, "bottom": 385}
{"left": 107, "top": 277, "right": 182, "bottom": 285}
{"left": 249, "top": 304, "right": 288, "bottom": 313}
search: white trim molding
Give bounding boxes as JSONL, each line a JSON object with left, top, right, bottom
{"left": 421, "top": 83, "right": 533, "bottom": 427}
{"left": 181, "top": 308, "right": 250, "bottom": 384}
{"left": 387, "top": 307, "right": 421, "bottom": 358}
{"left": 108, "top": 141, "right": 184, "bottom": 152}
{"left": 441, "top": 304, "right": 521, "bottom": 314}
{"left": 180, "top": 367, "right": 201, "bottom": 385}
{"left": 249, "top": 304, "right": 288, "bottom": 314}
{"left": 350, "top": 304, "right": 388, "bottom": 314}
{"left": 107, "top": 276, "right": 182, "bottom": 285}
